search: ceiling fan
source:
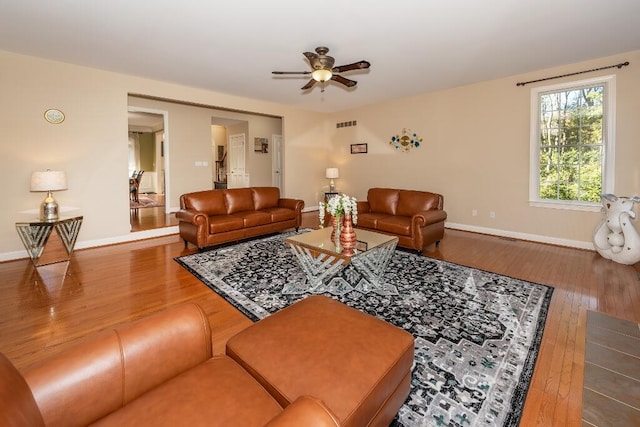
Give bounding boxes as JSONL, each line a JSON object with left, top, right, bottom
{"left": 272, "top": 46, "right": 371, "bottom": 92}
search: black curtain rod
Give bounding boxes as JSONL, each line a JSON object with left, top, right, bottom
{"left": 516, "top": 61, "right": 629, "bottom": 87}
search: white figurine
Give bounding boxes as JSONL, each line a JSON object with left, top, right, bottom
{"left": 593, "top": 194, "right": 640, "bottom": 265}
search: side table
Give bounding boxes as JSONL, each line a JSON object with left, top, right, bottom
{"left": 324, "top": 192, "right": 338, "bottom": 202}
{"left": 15, "top": 216, "right": 83, "bottom": 267}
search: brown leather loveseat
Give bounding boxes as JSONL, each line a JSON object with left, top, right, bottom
{"left": 0, "top": 303, "right": 340, "bottom": 427}
{"left": 356, "top": 187, "right": 447, "bottom": 253}
{"left": 177, "top": 187, "right": 304, "bottom": 249}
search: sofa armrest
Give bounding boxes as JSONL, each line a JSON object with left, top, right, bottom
{"left": 0, "top": 353, "right": 45, "bottom": 427}
{"left": 356, "top": 201, "right": 371, "bottom": 214}
{"left": 278, "top": 198, "right": 304, "bottom": 212}
{"left": 265, "top": 396, "right": 341, "bottom": 427}
{"left": 279, "top": 198, "right": 305, "bottom": 228}
{"left": 413, "top": 209, "right": 447, "bottom": 227}
{"left": 176, "top": 209, "right": 208, "bottom": 226}
{"left": 24, "top": 303, "right": 213, "bottom": 427}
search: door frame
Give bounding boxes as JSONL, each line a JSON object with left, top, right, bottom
{"left": 272, "top": 134, "right": 283, "bottom": 192}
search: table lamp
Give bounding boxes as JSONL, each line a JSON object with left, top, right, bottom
{"left": 325, "top": 168, "right": 339, "bottom": 193}
{"left": 30, "top": 170, "right": 67, "bottom": 221}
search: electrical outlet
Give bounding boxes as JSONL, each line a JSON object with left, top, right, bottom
{"left": 472, "top": 209, "right": 478, "bottom": 217}
{"left": 489, "top": 211, "right": 496, "bottom": 219}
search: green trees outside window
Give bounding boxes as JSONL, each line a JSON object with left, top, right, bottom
{"left": 538, "top": 85, "right": 604, "bottom": 203}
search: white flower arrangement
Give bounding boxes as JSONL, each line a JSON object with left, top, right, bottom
{"left": 318, "top": 202, "right": 326, "bottom": 227}
{"left": 322, "top": 194, "right": 358, "bottom": 225}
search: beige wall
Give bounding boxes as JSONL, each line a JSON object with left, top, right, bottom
{"left": 247, "top": 117, "right": 283, "bottom": 186}
{"left": 329, "top": 50, "right": 640, "bottom": 248}
{"left": 130, "top": 96, "right": 283, "bottom": 194}
{"left": 0, "top": 50, "right": 327, "bottom": 259}
{"left": 128, "top": 96, "right": 225, "bottom": 202}
{"left": 137, "top": 132, "right": 155, "bottom": 172}
{"left": 2, "top": 48, "right": 637, "bottom": 259}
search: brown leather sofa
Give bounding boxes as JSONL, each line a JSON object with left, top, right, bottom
{"left": 1, "top": 296, "right": 413, "bottom": 427}
{"left": 1, "top": 303, "right": 341, "bottom": 427}
{"left": 177, "top": 187, "right": 304, "bottom": 249}
{"left": 356, "top": 187, "right": 447, "bottom": 253}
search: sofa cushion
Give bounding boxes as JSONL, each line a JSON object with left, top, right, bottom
{"left": 253, "top": 187, "right": 280, "bottom": 211}
{"left": 396, "top": 190, "right": 440, "bottom": 217}
{"left": 183, "top": 190, "right": 227, "bottom": 216}
{"left": 356, "top": 212, "right": 391, "bottom": 230}
{"left": 376, "top": 216, "right": 412, "bottom": 236}
{"left": 225, "top": 188, "right": 255, "bottom": 214}
{"left": 209, "top": 216, "right": 245, "bottom": 234}
{"left": 263, "top": 207, "right": 296, "bottom": 223}
{"left": 367, "top": 188, "right": 399, "bottom": 216}
{"left": 92, "top": 356, "right": 283, "bottom": 427}
{"left": 235, "top": 211, "right": 272, "bottom": 228}
{"left": 25, "top": 303, "right": 214, "bottom": 427}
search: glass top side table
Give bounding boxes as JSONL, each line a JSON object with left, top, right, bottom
{"left": 15, "top": 216, "right": 83, "bottom": 267}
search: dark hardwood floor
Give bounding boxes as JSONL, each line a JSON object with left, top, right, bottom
{"left": 2, "top": 209, "right": 639, "bottom": 426}
{"left": 129, "top": 193, "right": 178, "bottom": 231}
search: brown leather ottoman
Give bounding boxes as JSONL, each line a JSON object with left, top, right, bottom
{"left": 226, "top": 295, "right": 414, "bottom": 427}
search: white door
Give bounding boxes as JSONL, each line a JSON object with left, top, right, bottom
{"left": 227, "top": 133, "right": 249, "bottom": 188}
{"left": 272, "top": 134, "right": 282, "bottom": 192}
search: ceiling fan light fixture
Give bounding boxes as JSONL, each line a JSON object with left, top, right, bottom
{"left": 312, "top": 68, "right": 332, "bottom": 82}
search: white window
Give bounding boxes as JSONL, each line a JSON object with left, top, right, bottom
{"left": 529, "top": 75, "right": 615, "bottom": 211}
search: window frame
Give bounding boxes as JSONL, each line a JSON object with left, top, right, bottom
{"left": 529, "top": 75, "right": 616, "bottom": 212}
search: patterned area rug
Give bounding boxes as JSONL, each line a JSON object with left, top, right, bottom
{"left": 175, "top": 230, "right": 553, "bottom": 427}
{"left": 130, "top": 195, "right": 164, "bottom": 209}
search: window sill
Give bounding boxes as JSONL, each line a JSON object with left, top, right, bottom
{"left": 529, "top": 200, "right": 602, "bottom": 212}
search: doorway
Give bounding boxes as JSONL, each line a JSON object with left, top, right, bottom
{"left": 127, "top": 95, "right": 284, "bottom": 231}
{"left": 128, "top": 108, "right": 173, "bottom": 231}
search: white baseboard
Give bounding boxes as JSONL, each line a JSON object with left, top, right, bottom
{"left": 1, "top": 217, "right": 594, "bottom": 262}
{"left": 0, "top": 226, "right": 179, "bottom": 262}
{"left": 445, "top": 222, "right": 595, "bottom": 251}
{"left": 74, "top": 226, "right": 180, "bottom": 250}
{"left": 302, "top": 207, "right": 594, "bottom": 250}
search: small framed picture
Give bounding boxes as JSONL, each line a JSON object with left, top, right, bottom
{"left": 351, "top": 143, "right": 368, "bottom": 154}
{"left": 254, "top": 137, "right": 269, "bottom": 153}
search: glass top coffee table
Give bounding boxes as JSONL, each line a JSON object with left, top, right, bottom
{"left": 283, "top": 227, "right": 399, "bottom": 296}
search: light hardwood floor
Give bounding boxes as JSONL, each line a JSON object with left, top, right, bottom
{"left": 1, "top": 212, "right": 638, "bottom": 426}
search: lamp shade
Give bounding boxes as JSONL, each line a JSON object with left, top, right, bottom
{"left": 325, "top": 168, "right": 339, "bottom": 179}
{"left": 30, "top": 170, "right": 68, "bottom": 192}
{"left": 312, "top": 69, "right": 333, "bottom": 82}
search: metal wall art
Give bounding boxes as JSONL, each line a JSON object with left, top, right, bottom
{"left": 390, "top": 128, "right": 422, "bottom": 152}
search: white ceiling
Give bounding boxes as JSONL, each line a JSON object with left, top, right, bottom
{"left": 1, "top": 1, "right": 639, "bottom": 113}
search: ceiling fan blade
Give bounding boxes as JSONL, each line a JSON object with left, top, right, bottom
{"left": 331, "top": 75, "right": 357, "bottom": 88}
{"left": 303, "top": 51, "right": 318, "bottom": 61}
{"left": 332, "top": 60, "right": 371, "bottom": 73}
{"left": 301, "top": 79, "right": 316, "bottom": 90}
{"left": 272, "top": 71, "right": 311, "bottom": 75}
